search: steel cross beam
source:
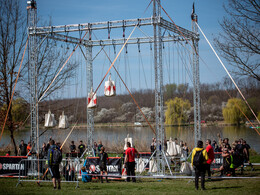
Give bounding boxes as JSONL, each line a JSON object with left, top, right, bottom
{"left": 29, "top": 17, "right": 195, "bottom": 40}
{"left": 38, "top": 33, "right": 192, "bottom": 47}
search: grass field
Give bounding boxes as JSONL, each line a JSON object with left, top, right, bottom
{"left": 1, "top": 167, "right": 260, "bottom": 195}
{"left": 1, "top": 151, "right": 259, "bottom": 194}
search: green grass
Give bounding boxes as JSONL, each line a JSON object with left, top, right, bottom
{"left": 249, "top": 149, "right": 260, "bottom": 163}
{"left": 1, "top": 167, "right": 260, "bottom": 195}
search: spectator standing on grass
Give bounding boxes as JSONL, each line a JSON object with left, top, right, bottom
{"left": 191, "top": 140, "right": 209, "bottom": 190}
{"left": 205, "top": 139, "right": 214, "bottom": 180}
{"left": 18, "top": 140, "right": 27, "bottom": 156}
{"left": 70, "top": 141, "right": 76, "bottom": 153}
{"left": 98, "top": 147, "right": 109, "bottom": 183}
{"left": 97, "top": 140, "right": 103, "bottom": 155}
{"left": 223, "top": 138, "right": 231, "bottom": 150}
{"left": 27, "top": 142, "right": 32, "bottom": 156}
{"left": 183, "top": 143, "right": 189, "bottom": 153}
{"left": 39, "top": 143, "right": 48, "bottom": 159}
{"left": 48, "top": 139, "right": 62, "bottom": 190}
{"left": 78, "top": 140, "right": 86, "bottom": 156}
{"left": 242, "top": 140, "right": 254, "bottom": 170}
{"left": 211, "top": 140, "right": 219, "bottom": 152}
{"left": 150, "top": 141, "right": 156, "bottom": 153}
{"left": 124, "top": 142, "right": 139, "bottom": 182}
{"left": 93, "top": 141, "right": 98, "bottom": 156}
{"left": 218, "top": 148, "right": 235, "bottom": 177}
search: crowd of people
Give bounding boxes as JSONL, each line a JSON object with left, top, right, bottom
{"left": 151, "top": 137, "right": 189, "bottom": 157}
{"left": 10, "top": 134, "right": 254, "bottom": 190}
{"left": 191, "top": 136, "right": 254, "bottom": 190}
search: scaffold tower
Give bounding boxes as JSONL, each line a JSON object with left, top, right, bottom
{"left": 191, "top": 5, "right": 201, "bottom": 146}
{"left": 27, "top": 0, "right": 39, "bottom": 155}
{"left": 27, "top": 0, "right": 201, "bottom": 174}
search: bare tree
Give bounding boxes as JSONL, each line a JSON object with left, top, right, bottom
{"left": 0, "top": 0, "right": 27, "bottom": 155}
{"left": 215, "top": 0, "right": 260, "bottom": 81}
{"left": 0, "top": 0, "right": 77, "bottom": 155}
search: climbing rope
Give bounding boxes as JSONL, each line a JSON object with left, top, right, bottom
{"left": 0, "top": 37, "right": 28, "bottom": 143}
{"left": 196, "top": 22, "right": 260, "bottom": 127}
{"left": 156, "top": 0, "right": 260, "bottom": 133}
{"left": 89, "top": 24, "right": 138, "bottom": 102}
{"left": 38, "top": 29, "right": 89, "bottom": 102}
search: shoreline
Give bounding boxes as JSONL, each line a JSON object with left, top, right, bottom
{"left": 18, "top": 121, "right": 259, "bottom": 130}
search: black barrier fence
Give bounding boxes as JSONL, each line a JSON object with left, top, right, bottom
{"left": 85, "top": 157, "right": 122, "bottom": 178}
{"left": 16, "top": 158, "right": 80, "bottom": 188}
{"left": 0, "top": 152, "right": 224, "bottom": 180}
{"left": 0, "top": 156, "right": 27, "bottom": 177}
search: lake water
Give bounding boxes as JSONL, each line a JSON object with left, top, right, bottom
{"left": 1, "top": 125, "right": 259, "bottom": 154}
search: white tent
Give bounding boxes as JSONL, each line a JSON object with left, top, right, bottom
{"left": 44, "top": 110, "right": 57, "bottom": 127}
{"left": 58, "top": 111, "right": 69, "bottom": 129}
{"left": 104, "top": 75, "right": 116, "bottom": 97}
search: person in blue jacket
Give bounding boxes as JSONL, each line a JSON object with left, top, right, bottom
{"left": 81, "top": 166, "right": 92, "bottom": 182}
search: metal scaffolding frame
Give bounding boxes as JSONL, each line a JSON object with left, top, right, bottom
{"left": 191, "top": 8, "right": 201, "bottom": 146}
{"left": 27, "top": 1, "right": 39, "bottom": 155}
{"left": 27, "top": 0, "right": 200, "bottom": 174}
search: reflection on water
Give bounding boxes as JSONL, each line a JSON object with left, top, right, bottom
{"left": 1, "top": 125, "right": 259, "bottom": 153}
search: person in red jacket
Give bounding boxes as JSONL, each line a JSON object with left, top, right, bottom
{"left": 205, "top": 139, "right": 215, "bottom": 180}
{"left": 124, "top": 142, "right": 139, "bottom": 182}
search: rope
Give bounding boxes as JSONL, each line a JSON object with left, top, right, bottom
{"left": 0, "top": 37, "right": 28, "bottom": 143}
{"left": 38, "top": 30, "right": 89, "bottom": 103}
{"left": 156, "top": 0, "right": 260, "bottom": 133}
{"left": 144, "top": 0, "right": 153, "bottom": 14}
{"left": 91, "top": 31, "right": 156, "bottom": 135}
{"left": 102, "top": 48, "right": 156, "bottom": 135}
{"left": 196, "top": 22, "right": 260, "bottom": 128}
{"left": 88, "top": 25, "right": 138, "bottom": 105}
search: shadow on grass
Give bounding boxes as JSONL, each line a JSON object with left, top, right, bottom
{"left": 211, "top": 186, "right": 243, "bottom": 190}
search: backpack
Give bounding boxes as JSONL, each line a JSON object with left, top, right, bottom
{"left": 193, "top": 150, "right": 204, "bottom": 167}
{"left": 52, "top": 147, "right": 62, "bottom": 165}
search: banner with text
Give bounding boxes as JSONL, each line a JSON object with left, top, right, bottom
{"left": 86, "top": 157, "right": 122, "bottom": 178}
{"left": 0, "top": 156, "right": 27, "bottom": 177}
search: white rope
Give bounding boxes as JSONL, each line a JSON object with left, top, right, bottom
{"left": 195, "top": 22, "right": 260, "bottom": 125}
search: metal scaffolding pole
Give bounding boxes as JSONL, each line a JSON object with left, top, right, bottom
{"left": 191, "top": 5, "right": 201, "bottom": 146}
{"left": 153, "top": 0, "right": 165, "bottom": 175}
{"left": 27, "top": 0, "right": 39, "bottom": 155}
{"left": 86, "top": 41, "right": 95, "bottom": 156}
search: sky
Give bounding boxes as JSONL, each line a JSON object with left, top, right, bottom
{"left": 23, "top": 0, "right": 231, "bottom": 97}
